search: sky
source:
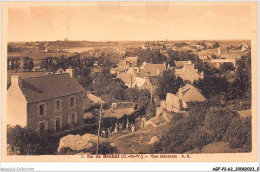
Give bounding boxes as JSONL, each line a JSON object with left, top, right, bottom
{"left": 7, "top": 2, "right": 256, "bottom": 42}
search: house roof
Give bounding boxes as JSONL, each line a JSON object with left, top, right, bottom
{"left": 197, "top": 51, "right": 208, "bottom": 56}
{"left": 19, "top": 73, "right": 83, "bottom": 103}
{"left": 139, "top": 68, "right": 159, "bottom": 77}
{"left": 110, "top": 66, "right": 129, "bottom": 72}
{"left": 175, "top": 84, "right": 206, "bottom": 102}
{"left": 145, "top": 63, "right": 166, "bottom": 71}
{"left": 56, "top": 68, "right": 65, "bottom": 74}
{"left": 139, "top": 63, "right": 166, "bottom": 77}
{"left": 176, "top": 70, "right": 201, "bottom": 83}
{"left": 87, "top": 93, "right": 105, "bottom": 103}
{"left": 117, "top": 73, "right": 135, "bottom": 86}
{"left": 133, "top": 77, "right": 152, "bottom": 89}
{"left": 175, "top": 61, "right": 190, "bottom": 68}
{"left": 126, "top": 56, "right": 138, "bottom": 63}
{"left": 150, "top": 45, "right": 163, "bottom": 50}
{"left": 166, "top": 93, "right": 180, "bottom": 105}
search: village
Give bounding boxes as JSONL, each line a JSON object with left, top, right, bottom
{"left": 7, "top": 39, "right": 252, "bottom": 155}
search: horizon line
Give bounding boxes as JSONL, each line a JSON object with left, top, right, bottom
{"left": 8, "top": 38, "right": 251, "bottom": 43}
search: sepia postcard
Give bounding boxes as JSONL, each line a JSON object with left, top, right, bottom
{"left": 1, "top": 1, "right": 259, "bottom": 166}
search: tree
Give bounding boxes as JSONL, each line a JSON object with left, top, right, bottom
{"left": 155, "top": 70, "right": 184, "bottom": 100}
{"left": 124, "top": 49, "right": 167, "bottom": 64}
{"left": 10, "top": 58, "right": 15, "bottom": 70}
{"left": 77, "top": 66, "right": 93, "bottom": 90}
{"left": 23, "top": 56, "right": 34, "bottom": 71}
{"left": 194, "top": 63, "right": 229, "bottom": 99}
{"left": 162, "top": 44, "right": 166, "bottom": 50}
{"left": 92, "top": 70, "right": 114, "bottom": 96}
{"left": 136, "top": 89, "right": 151, "bottom": 108}
{"left": 7, "top": 125, "right": 49, "bottom": 155}
{"left": 107, "top": 78, "right": 126, "bottom": 100}
{"left": 125, "top": 88, "right": 139, "bottom": 102}
{"left": 13, "top": 57, "right": 21, "bottom": 73}
{"left": 212, "top": 42, "right": 220, "bottom": 48}
{"left": 41, "top": 57, "right": 56, "bottom": 71}
{"left": 219, "top": 62, "right": 235, "bottom": 73}
{"left": 57, "top": 55, "right": 68, "bottom": 69}
{"left": 229, "top": 53, "right": 251, "bottom": 100}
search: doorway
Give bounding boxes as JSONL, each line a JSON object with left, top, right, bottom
{"left": 56, "top": 117, "right": 61, "bottom": 132}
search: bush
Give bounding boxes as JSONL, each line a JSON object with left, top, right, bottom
{"left": 224, "top": 116, "right": 251, "bottom": 151}
{"left": 150, "top": 104, "right": 252, "bottom": 154}
{"left": 61, "top": 124, "right": 71, "bottom": 131}
{"left": 145, "top": 104, "right": 156, "bottom": 120}
{"left": 7, "top": 125, "right": 51, "bottom": 155}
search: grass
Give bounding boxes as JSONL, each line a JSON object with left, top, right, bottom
{"left": 8, "top": 52, "right": 77, "bottom": 60}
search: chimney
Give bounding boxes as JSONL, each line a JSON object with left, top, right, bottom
{"left": 66, "top": 69, "right": 74, "bottom": 78}
{"left": 143, "top": 62, "right": 147, "bottom": 68}
{"left": 163, "top": 62, "right": 166, "bottom": 69}
{"left": 11, "top": 76, "right": 22, "bottom": 87}
{"left": 157, "top": 68, "right": 160, "bottom": 75}
{"left": 218, "top": 47, "right": 221, "bottom": 55}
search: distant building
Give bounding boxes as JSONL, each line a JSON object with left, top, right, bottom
{"left": 47, "top": 49, "right": 59, "bottom": 53}
{"left": 160, "top": 49, "right": 168, "bottom": 57}
{"left": 228, "top": 49, "right": 245, "bottom": 59}
{"left": 175, "top": 84, "right": 206, "bottom": 104}
{"left": 139, "top": 62, "right": 167, "bottom": 77}
{"left": 197, "top": 51, "right": 210, "bottom": 62}
{"left": 175, "top": 60, "right": 203, "bottom": 83}
{"left": 110, "top": 66, "right": 129, "bottom": 75}
{"left": 127, "top": 66, "right": 140, "bottom": 75}
{"left": 132, "top": 77, "right": 153, "bottom": 90}
{"left": 164, "top": 93, "right": 182, "bottom": 113}
{"left": 87, "top": 93, "right": 105, "bottom": 104}
{"left": 162, "top": 84, "right": 205, "bottom": 111}
{"left": 218, "top": 47, "right": 229, "bottom": 58}
{"left": 150, "top": 45, "right": 163, "bottom": 51}
{"left": 142, "top": 44, "right": 151, "bottom": 50}
{"left": 208, "top": 58, "right": 236, "bottom": 68}
{"left": 241, "top": 43, "right": 249, "bottom": 52}
{"left": 117, "top": 73, "right": 136, "bottom": 88}
{"left": 7, "top": 69, "right": 84, "bottom": 132}
{"left": 125, "top": 56, "right": 138, "bottom": 67}
{"left": 56, "top": 68, "right": 65, "bottom": 74}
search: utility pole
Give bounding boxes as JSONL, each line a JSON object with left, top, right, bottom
{"left": 96, "top": 102, "right": 103, "bottom": 155}
{"left": 150, "top": 84, "right": 153, "bottom": 106}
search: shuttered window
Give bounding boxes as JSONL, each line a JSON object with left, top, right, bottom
{"left": 70, "top": 97, "right": 75, "bottom": 107}
{"left": 39, "top": 104, "right": 44, "bottom": 115}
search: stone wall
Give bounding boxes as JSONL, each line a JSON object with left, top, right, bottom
{"left": 27, "top": 92, "right": 84, "bottom": 132}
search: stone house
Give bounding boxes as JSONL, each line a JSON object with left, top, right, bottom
{"left": 175, "top": 60, "right": 203, "bottom": 83}
{"left": 164, "top": 93, "right": 182, "bottom": 113}
{"left": 7, "top": 69, "right": 84, "bottom": 133}
{"left": 175, "top": 84, "right": 206, "bottom": 106}
{"left": 139, "top": 62, "right": 167, "bottom": 77}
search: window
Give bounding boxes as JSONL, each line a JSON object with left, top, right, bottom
{"left": 70, "top": 97, "right": 75, "bottom": 107}
{"left": 68, "top": 113, "right": 77, "bottom": 125}
{"left": 55, "top": 100, "right": 61, "bottom": 111}
{"left": 39, "top": 104, "right": 45, "bottom": 115}
{"left": 39, "top": 122, "right": 46, "bottom": 133}
{"left": 71, "top": 113, "right": 76, "bottom": 124}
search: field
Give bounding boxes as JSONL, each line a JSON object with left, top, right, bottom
{"left": 8, "top": 52, "right": 78, "bottom": 60}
